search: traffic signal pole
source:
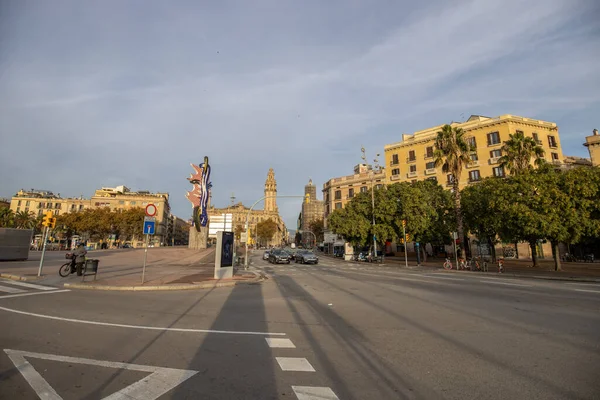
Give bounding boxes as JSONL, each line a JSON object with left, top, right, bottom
{"left": 402, "top": 220, "right": 408, "bottom": 268}
{"left": 37, "top": 226, "right": 49, "bottom": 277}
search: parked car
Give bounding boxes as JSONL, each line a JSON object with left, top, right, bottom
{"left": 268, "top": 249, "right": 291, "bottom": 264}
{"left": 296, "top": 251, "right": 318, "bottom": 264}
{"left": 263, "top": 250, "right": 271, "bottom": 260}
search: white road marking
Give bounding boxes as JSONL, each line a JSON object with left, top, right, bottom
{"left": 0, "top": 289, "right": 71, "bottom": 300}
{"left": 292, "top": 386, "right": 340, "bottom": 400}
{"left": 0, "top": 279, "right": 57, "bottom": 291}
{"left": 4, "top": 349, "right": 198, "bottom": 400}
{"left": 479, "top": 280, "right": 532, "bottom": 287}
{"left": 276, "top": 357, "right": 315, "bottom": 372}
{"left": 337, "top": 270, "right": 438, "bottom": 284}
{"left": 566, "top": 282, "right": 600, "bottom": 287}
{"left": 265, "top": 338, "right": 296, "bottom": 348}
{"left": 0, "top": 305, "right": 286, "bottom": 336}
{"left": 0, "top": 284, "right": 26, "bottom": 294}
{"left": 574, "top": 289, "right": 600, "bottom": 294}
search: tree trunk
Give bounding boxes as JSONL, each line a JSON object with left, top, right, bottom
{"left": 514, "top": 241, "right": 519, "bottom": 259}
{"left": 528, "top": 239, "right": 538, "bottom": 267}
{"left": 453, "top": 180, "right": 465, "bottom": 257}
{"left": 488, "top": 236, "right": 496, "bottom": 263}
{"left": 422, "top": 245, "right": 428, "bottom": 263}
{"left": 552, "top": 240, "right": 562, "bottom": 271}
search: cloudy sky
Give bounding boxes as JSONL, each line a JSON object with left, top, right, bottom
{"left": 1, "top": 0, "right": 599, "bottom": 228}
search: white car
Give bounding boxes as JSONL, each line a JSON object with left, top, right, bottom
{"left": 263, "top": 250, "right": 271, "bottom": 260}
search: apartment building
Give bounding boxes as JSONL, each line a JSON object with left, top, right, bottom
{"left": 322, "top": 163, "right": 385, "bottom": 228}
{"left": 384, "top": 114, "right": 565, "bottom": 188}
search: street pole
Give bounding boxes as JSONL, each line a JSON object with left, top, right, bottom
{"left": 402, "top": 223, "right": 408, "bottom": 268}
{"left": 37, "top": 226, "right": 49, "bottom": 277}
{"left": 141, "top": 233, "right": 149, "bottom": 284}
{"left": 453, "top": 232, "right": 459, "bottom": 269}
{"left": 371, "top": 174, "right": 377, "bottom": 260}
{"left": 244, "top": 194, "right": 306, "bottom": 270}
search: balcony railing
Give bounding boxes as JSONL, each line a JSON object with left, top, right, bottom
{"left": 407, "top": 171, "right": 417, "bottom": 178}
{"left": 467, "top": 161, "right": 479, "bottom": 168}
{"left": 389, "top": 160, "right": 399, "bottom": 166}
{"left": 424, "top": 168, "right": 436, "bottom": 175}
{"left": 424, "top": 153, "right": 434, "bottom": 160}
{"left": 390, "top": 175, "right": 400, "bottom": 181}
{"left": 406, "top": 157, "right": 417, "bottom": 163}
{"left": 489, "top": 157, "right": 500, "bottom": 165}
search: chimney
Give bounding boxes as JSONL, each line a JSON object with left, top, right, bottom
{"left": 594, "top": 129, "right": 598, "bottom": 136}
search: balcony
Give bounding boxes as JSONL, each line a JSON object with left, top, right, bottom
{"left": 549, "top": 142, "right": 558, "bottom": 149}
{"left": 534, "top": 139, "right": 542, "bottom": 145}
{"left": 406, "top": 157, "right": 417, "bottom": 164}
{"left": 407, "top": 171, "right": 417, "bottom": 178}
{"left": 389, "top": 160, "right": 399, "bottom": 166}
{"left": 489, "top": 157, "right": 500, "bottom": 165}
{"left": 424, "top": 153, "right": 434, "bottom": 160}
{"left": 390, "top": 175, "right": 400, "bottom": 181}
{"left": 424, "top": 168, "right": 436, "bottom": 175}
{"left": 467, "top": 161, "right": 479, "bottom": 168}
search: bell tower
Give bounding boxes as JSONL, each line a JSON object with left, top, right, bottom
{"left": 264, "top": 168, "right": 278, "bottom": 212}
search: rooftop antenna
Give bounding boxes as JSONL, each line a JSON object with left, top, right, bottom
{"left": 230, "top": 192, "right": 236, "bottom": 206}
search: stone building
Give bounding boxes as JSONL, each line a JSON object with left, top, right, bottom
{"left": 299, "top": 179, "right": 324, "bottom": 246}
{"left": 207, "top": 168, "right": 287, "bottom": 247}
{"left": 584, "top": 128, "right": 600, "bottom": 167}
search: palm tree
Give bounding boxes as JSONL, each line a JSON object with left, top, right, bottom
{"left": 0, "top": 207, "right": 15, "bottom": 228}
{"left": 434, "top": 124, "right": 472, "bottom": 255}
{"left": 498, "top": 131, "right": 545, "bottom": 175}
{"left": 14, "top": 210, "right": 36, "bottom": 229}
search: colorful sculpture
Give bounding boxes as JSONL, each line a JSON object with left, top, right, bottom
{"left": 186, "top": 156, "right": 212, "bottom": 231}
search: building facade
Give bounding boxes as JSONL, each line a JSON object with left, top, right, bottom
{"left": 300, "top": 179, "right": 324, "bottom": 246}
{"left": 207, "top": 168, "right": 288, "bottom": 247}
{"left": 322, "top": 163, "right": 386, "bottom": 228}
{"left": 384, "top": 114, "right": 565, "bottom": 188}
{"left": 584, "top": 129, "right": 600, "bottom": 167}
{"left": 9, "top": 186, "right": 172, "bottom": 246}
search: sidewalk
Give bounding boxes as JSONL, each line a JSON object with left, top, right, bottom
{"left": 0, "top": 247, "right": 262, "bottom": 290}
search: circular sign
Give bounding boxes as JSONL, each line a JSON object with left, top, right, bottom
{"left": 145, "top": 204, "right": 157, "bottom": 217}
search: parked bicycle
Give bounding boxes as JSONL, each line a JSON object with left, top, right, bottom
{"left": 443, "top": 258, "right": 453, "bottom": 270}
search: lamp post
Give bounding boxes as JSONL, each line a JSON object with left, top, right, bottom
{"left": 361, "top": 147, "right": 380, "bottom": 261}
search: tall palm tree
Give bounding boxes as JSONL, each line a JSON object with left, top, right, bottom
{"left": 498, "top": 131, "right": 545, "bottom": 175}
{"left": 434, "top": 124, "right": 472, "bottom": 255}
{"left": 14, "top": 210, "right": 36, "bottom": 229}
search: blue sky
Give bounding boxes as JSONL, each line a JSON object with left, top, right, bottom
{"left": 1, "top": 0, "right": 599, "bottom": 229}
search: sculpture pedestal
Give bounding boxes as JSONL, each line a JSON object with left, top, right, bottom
{"left": 188, "top": 226, "right": 209, "bottom": 249}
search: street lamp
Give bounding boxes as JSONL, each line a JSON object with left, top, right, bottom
{"left": 361, "top": 146, "right": 380, "bottom": 260}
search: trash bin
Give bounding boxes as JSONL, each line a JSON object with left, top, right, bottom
{"left": 85, "top": 259, "right": 99, "bottom": 272}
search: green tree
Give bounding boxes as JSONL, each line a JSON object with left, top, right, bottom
{"left": 308, "top": 218, "right": 325, "bottom": 243}
{"left": 234, "top": 224, "right": 244, "bottom": 241}
{"left": 434, "top": 124, "right": 472, "bottom": 255}
{"left": 14, "top": 210, "right": 36, "bottom": 229}
{"left": 256, "top": 218, "right": 278, "bottom": 246}
{"left": 0, "top": 207, "right": 15, "bottom": 228}
{"left": 498, "top": 130, "right": 545, "bottom": 175}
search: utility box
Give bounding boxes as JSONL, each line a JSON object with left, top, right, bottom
{"left": 0, "top": 228, "right": 33, "bottom": 261}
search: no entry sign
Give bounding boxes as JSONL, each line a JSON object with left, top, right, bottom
{"left": 145, "top": 204, "right": 157, "bottom": 217}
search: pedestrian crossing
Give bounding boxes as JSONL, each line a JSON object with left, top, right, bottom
{"left": 0, "top": 278, "right": 58, "bottom": 297}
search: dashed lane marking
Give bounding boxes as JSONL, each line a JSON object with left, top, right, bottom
{"left": 574, "top": 289, "right": 600, "bottom": 294}
{"left": 276, "top": 357, "right": 315, "bottom": 372}
{"left": 293, "top": 386, "right": 340, "bottom": 400}
{"left": 266, "top": 338, "right": 296, "bottom": 348}
{"left": 420, "top": 275, "right": 465, "bottom": 281}
{"left": 478, "top": 280, "right": 532, "bottom": 287}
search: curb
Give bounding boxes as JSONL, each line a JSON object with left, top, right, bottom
{"left": 0, "top": 273, "right": 43, "bottom": 282}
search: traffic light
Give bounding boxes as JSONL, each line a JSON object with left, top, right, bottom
{"left": 42, "top": 211, "right": 53, "bottom": 227}
{"left": 405, "top": 234, "right": 411, "bottom": 242}
{"left": 49, "top": 217, "right": 56, "bottom": 229}
{"left": 402, "top": 219, "right": 406, "bottom": 227}
{"left": 305, "top": 193, "right": 310, "bottom": 204}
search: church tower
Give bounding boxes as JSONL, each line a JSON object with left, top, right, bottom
{"left": 264, "top": 168, "right": 278, "bottom": 212}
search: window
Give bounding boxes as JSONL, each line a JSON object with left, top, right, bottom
{"left": 55, "top": 203, "right": 61, "bottom": 209}
{"left": 426, "top": 161, "right": 435, "bottom": 169}
{"left": 118, "top": 200, "right": 125, "bottom": 205}
{"left": 469, "top": 170, "right": 481, "bottom": 182}
{"left": 427, "top": 177, "right": 438, "bottom": 182}
{"left": 487, "top": 131, "right": 500, "bottom": 145}
{"left": 360, "top": 186, "right": 367, "bottom": 193}
{"left": 79, "top": 205, "right": 84, "bottom": 211}
{"left": 376, "top": 184, "right": 383, "bottom": 190}
{"left": 391, "top": 154, "right": 399, "bottom": 165}
{"left": 16, "top": 207, "right": 20, "bottom": 212}
{"left": 551, "top": 152, "right": 559, "bottom": 161}
{"left": 391, "top": 168, "right": 400, "bottom": 176}
{"left": 25, "top": 201, "right": 30, "bottom": 206}
{"left": 47, "top": 203, "right": 52, "bottom": 209}
{"left": 532, "top": 132, "right": 541, "bottom": 144}
{"left": 490, "top": 149, "right": 502, "bottom": 158}
{"left": 348, "top": 188, "right": 354, "bottom": 198}
{"left": 466, "top": 137, "right": 477, "bottom": 149}
{"left": 470, "top": 153, "right": 478, "bottom": 161}
{"left": 130, "top": 201, "right": 136, "bottom": 205}
{"left": 334, "top": 190, "right": 341, "bottom": 200}
{"left": 548, "top": 135, "right": 557, "bottom": 148}
{"left": 408, "top": 150, "right": 416, "bottom": 162}
{"left": 38, "top": 209, "right": 43, "bottom": 216}
{"left": 410, "top": 165, "right": 417, "bottom": 173}
{"left": 425, "top": 146, "right": 434, "bottom": 158}
{"left": 335, "top": 202, "right": 342, "bottom": 210}
{"left": 447, "top": 174, "right": 454, "bottom": 184}
{"left": 492, "top": 166, "right": 505, "bottom": 177}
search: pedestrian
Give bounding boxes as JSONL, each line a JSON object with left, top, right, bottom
{"left": 498, "top": 258, "right": 504, "bottom": 273}
{"left": 72, "top": 242, "right": 87, "bottom": 276}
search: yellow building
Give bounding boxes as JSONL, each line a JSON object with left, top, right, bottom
{"left": 584, "top": 129, "right": 600, "bottom": 167}
{"left": 384, "top": 114, "right": 565, "bottom": 187}
{"left": 207, "top": 168, "right": 288, "bottom": 247}
{"left": 322, "top": 163, "right": 386, "bottom": 228}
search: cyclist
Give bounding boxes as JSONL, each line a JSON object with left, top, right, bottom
{"left": 72, "top": 242, "right": 87, "bottom": 276}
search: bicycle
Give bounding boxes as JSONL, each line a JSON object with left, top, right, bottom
{"left": 443, "top": 258, "right": 453, "bottom": 270}
{"left": 59, "top": 253, "right": 84, "bottom": 277}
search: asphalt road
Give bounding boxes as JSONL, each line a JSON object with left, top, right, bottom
{"left": 1, "top": 251, "right": 599, "bottom": 399}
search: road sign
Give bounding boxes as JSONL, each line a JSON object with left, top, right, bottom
{"left": 240, "top": 232, "right": 247, "bottom": 243}
{"left": 143, "top": 220, "right": 155, "bottom": 235}
{"left": 145, "top": 203, "right": 157, "bottom": 217}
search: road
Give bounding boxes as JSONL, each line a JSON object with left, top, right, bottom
{"left": 1, "top": 250, "right": 599, "bottom": 399}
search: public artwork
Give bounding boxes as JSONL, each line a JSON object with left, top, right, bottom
{"left": 186, "top": 156, "right": 212, "bottom": 232}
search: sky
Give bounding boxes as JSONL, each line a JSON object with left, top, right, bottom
{"left": 1, "top": 0, "right": 599, "bottom": 229}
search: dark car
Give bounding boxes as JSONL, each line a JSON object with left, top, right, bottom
{"left": 268, "top": 249, "right": 290, "bottom": 264}
{"left": 295, "top": 251, "right": 318, "bottom": 264}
